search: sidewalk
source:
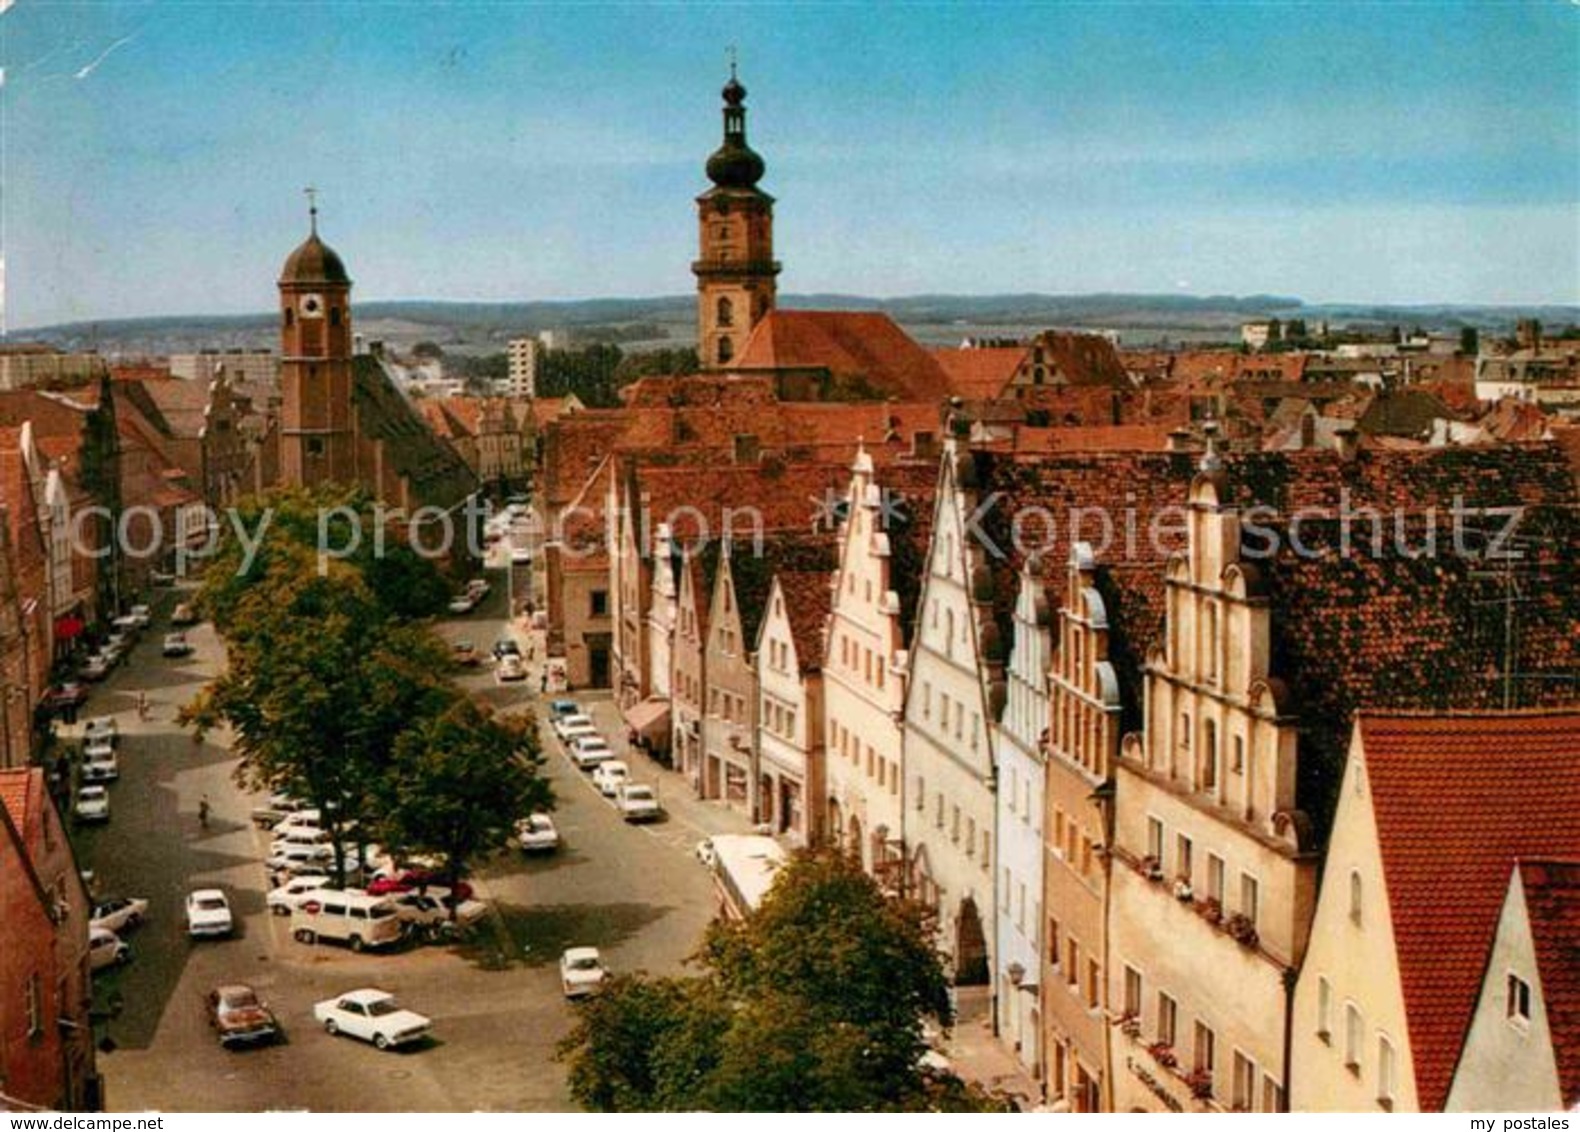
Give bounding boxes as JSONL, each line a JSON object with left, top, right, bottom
{"left": 943, "top": 987, "right": 1046, "bottom": 1110}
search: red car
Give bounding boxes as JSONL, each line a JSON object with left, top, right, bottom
{"left": 366, "top": 871, "right": 473, "bottom": 901}
{"left": 45, "top": 682, "right": 90, "bottom": 713}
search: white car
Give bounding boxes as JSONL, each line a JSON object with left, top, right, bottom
{"left": 266, "top": 841, "right": 336, "bottom": 870}
{"left": 128, "top": 604, "right": 152, "bottom": 628}
{"left": 90, "top": 895, "right": 149, "bottom": 934}
{"left": 515, "top": 813, "right": 559, "bottom": 853}
{"left": 559, "top": 947, "right": 607, "bottom": 999}
{"left": 496, "top": 654, "right": 527, "bottom": 683}
{"left": 83, "top": 716, "right": 118, "bottom": 742}
{"left": 447, "top": 593, "right": 476, "bottom": 615}
{"left": 313, "top": 989, "right": 431, "bottom": 1050}
{"left": 82, "top": 748, "right": 119, "bottom": 783}
{"left": 553, "top": 713, "right": 595, "bottom": 740}
{"left": 591, "top": 760, "right": 630, "bottom": 797}
{"left": 79, "top": 655, "right": 112, "bottom": 682}
{"left": 390, "top": 892, "right": 488, "bottom": 928}
{"left": 274, "top": 809, "right": 326, "bottom": 834}
{"left": 74, "top": 785, "right": 110, "bottom": 823}
{"left": 267, "top": 874, "right": 333, "bottom": 916}
{"left": 162, "top": 632, "right": 194, "bottom": 658}
{"left": 88, "top": 926, "right": 130, "bottom": 971}
{"left": 615, "top": 783, "right": 661, "bottom": 823}
{"left": 465, "top": 578, "right": 490, "bottom": 599}
{"left": 569, "top": 735, "right": 613, "bottom": 769}
{"left": 186, "top": 889, "right": 234, "bottom": 938}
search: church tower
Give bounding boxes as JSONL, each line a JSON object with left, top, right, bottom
{"left": 278, "top": 195, "right": 356, "bottom": 489}
{"left": 692, "top": 65, "right": 779, "bottom": 369}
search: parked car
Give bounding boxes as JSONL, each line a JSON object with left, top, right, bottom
{"left": 105, "top": 631, "right": 132, "bottom": 657}
{"left": 553, "top": 712, "right": 596, "bottom": 740}
{"left": 365, "top": 870, "right": 474, "bottom": 901}
{"left": 82, "top": 748, "right": 119, "bottom": 783}
{"left": 90, "top": 895, "right": 149, "bottom": 934}
{"left": 171, "top": 601, "right": 198, "bottom": 626}
{"left": 250, "top": 793, "right": 310, "bottom": 829}
{"left": 270, "top": 827, "right": 335, "bottom": 857}
{"left": 273, "top": 808, "right": 326, "bottom": 834}
{"left": 591, "top": 760, "right": 630, "bottom": 797}
{"left": 548, "top": 699, "right": 580, "bottom": 719}
{"left": 79, "top": 655, "right": 112, "bottom": 682}
{"left": 313, "top": 989, "right": 431, "bottom": 1050}
{"left": 111, "top": 614, "right": 141, "bottom": 634}
{"left": 162, "top": 632, "right": 194, "bottom": 658}
{"left": 496, "top": 654, "right": 527, "bottom": 683}
{"left": 265, "top": 843, "right": 335, "bottom": 874}
{"left": 559, "top": 947, "right": 607, "bottom": 999}
{"left": 390, "top": 892, "right": 488, "bottom": 929}
{"left": 615, "top": 783, "right": 661, "bottom": 823}
{"left": 128, "top": 604, "right": 152, "bottom": 628}
{"left": 74, "top": 785, "right": 110, "bottom": 823}
{"left": 207, "top": 984, "right": 281, "bottom": 1049}
{"left": 465, "top": 578, "right": 490, "bottom": 599}
{"left": 83, "top": 716, "right": 117, "bottom": 742}
{"left": 569, "top": 735, "right": 614, "bottom": 769}
{"left": 45, "top": 682, "right": 90, "bottom": 712}
{"left": 451, "top": 640, "right": 480, "bottom": 667}
{"left": 515, "top": 813, "right": 559, "bottom": 853}
{"left": 186, "top": 889, "right": 233, "bottom": 938}
{"left": 447, "top": 593, "right": 476, "bottom": 615}
{"left": 291, "top": 891, "right": 404, "bottom": 951}
{"left": 267, "top": 874, "right": 334, "bottom": 916}
{"left": 88, "top": 927, "right": 130, "bottom": 971}
{"left": 492, "top": 638, "right": 522, "bottom": 662}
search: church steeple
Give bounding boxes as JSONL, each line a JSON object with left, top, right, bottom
{"left": 693, "top": 61, "right": 779, "bottom": 370}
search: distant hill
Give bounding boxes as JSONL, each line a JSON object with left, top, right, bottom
{"left": 13, "top": 293, "right": 1577, "bottom": 358}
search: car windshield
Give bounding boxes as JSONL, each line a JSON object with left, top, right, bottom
{"left": 222, "top": 990, "right": 259, "bottom": 1010}
{"left": 366, "top": 999, "right": 401, "bottom": 1017}
{"left": 196, "top": 897, "right": 227, "bottom": 911}
{"left": 569, "top": 957, "right": 600, "bottom": 971}
{"left": 369, "top": 905, "right": 396, "bottom": 919}
{"left": 625, "top": 788, "right": 653, "bottom": 801}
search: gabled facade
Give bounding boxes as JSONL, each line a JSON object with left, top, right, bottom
{"left": 994, "top": 551, "right": 1053, "bottom": 1083}
{"left": 701, "top": 546, "right": 757, "bottom": 809}
{"left": 1109, "top": 469, "right": 1317, "bottom": 1114}
{"left": 754, "top": 571, "right": 831, "bottom": 844}
{"left": 1038, "top": 543, "right": 1123, "bottom": 1111}
{"left": 1292, "top": 712, "right": 1580, "bottom": 1113}
{"left": 901, "top": 442, "right": 1001, "bottom": 989}
{"left": 671, "top": 549, "right": 719, "bottom": 793}
{"left": 1447, "top": 859, "right": 1580, "bottom": 1113}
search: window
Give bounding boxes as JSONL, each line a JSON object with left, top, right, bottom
{"left": 1207, "top": 853, "right": 1226, "bottom": 904}
{"left": 1180, "top": 710, "right": 1191, "bottom": 750}
{"left": 1240, "top": 873, "right": 1260, "bottom": 928}
{"left": 915, "top": 776, "right": 925, "bottom": 810}
{"left": 966, "top": 817, "right": 976, "bottom": 855}
{"left": 1344, "top": 1004, "right": 1363, "bottom": 1072}
{"left": 717, "top": 336, "right": 733, "bottom": 365}
{"left": 1232, "top": 1050, "right": 1257, "bottom": 1112}
{"left": 1507, "top": 973, "right": 1532, "bottom": 1025}
{"left": 1204, "top": 601, "right": 1219, "bottom": 681}
{"left": 1157, "top": 992, "right": 1177, "bottom": 1047}
{"left": 306, "top": 436, "right": 325, "bottom": 457}
{"left": 1377, "top": 1035, "right": 1397, "bottom": 1110}
{"left": 590, "top": 590, "right": 608, "bottom": 617}
{"left": 1065, "top": 939, "right": 1079, "bottom": 988}
{"left": 717, "top": 296, "right": 734, "bottom": 327}
{"left": 1085, "top": 958, "right": 1101, "bottom": 1009}
{"left": 922, "top": 681, "right": 931, "bottom": 719}
{"left": 1048, "top": 917, "right": 1061, "bottom": 966}
{"left": 1146, "top": 816, "right": 1164, "bottom": 862}
{"left": 1232, "top": 734, "right": 1245, "bottom": 775}
{"left": 1053, "top": 809, "right": 1066, "bottom": 858}
{"left": 1203, "top": 719, "right": 1218, "bottom": 791}
{"left": 951, "top": 806, "right": 960, "bottom": 844}
{"left": 1194, "top": 1020, "right": 1216, "bottom": 1078}
{"left": 1175, "top": 833, "right": 1193, "bottom": 883}
{"left": 935, "top": 794, "right": 944, "bottom": 829}
{"left": 1123, "top": 965, "right": 1143, "bottom": 1017}
{"left": 1317, "top": 976, "right": 1332, "bottom": 1042}
{"left": 284, "top": 306, "right": 295, "bottom": 328}
{"left": 1349, "top": 870, "right": 1363, "bottom": 926}
{"left": 1016, "top": 881, "right": 1025, "bottom": 929}
{"left": 1262, "top": 1075, "right": 1285, "bottom": 1113}
{"left": 982, "top": 831, "right": 991, "bottom": 871}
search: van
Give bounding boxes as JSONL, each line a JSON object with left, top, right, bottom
{"left": 290, "top": 889, "right": 405, "bottom": 951}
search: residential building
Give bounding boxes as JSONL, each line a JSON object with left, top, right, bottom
{"left": 1292, "top": 712, "right": 1580, "bottom": 1113}
{"left": 505, "top": 337, "right": 539, "bottom": 398}
{"left": 0, "top": 347, "right": 107, "bottom": 393}
{"left": 0, "top": 768, "right": 97, "bottom": 1110}
{"left": 753, "top": 570, "right": 833, "bottom": 843}
{"left": 1446, "top": 858, "right": 1580, "bottom": 1113}
{"left": 167, "top": 349, "right": 278, "bottom": 389}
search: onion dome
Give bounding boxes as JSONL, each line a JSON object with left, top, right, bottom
{"left": 279, "top": 232, "right": 350, "bottom": 286}
{"left": 706, "top": 69, "right": 766, "bottom": 190}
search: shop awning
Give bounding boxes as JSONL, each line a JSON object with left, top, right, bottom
{"left": 54, "top": 615, "right": 86, "bottom": 641}
{"left": 624, "top": 697, "right": 671, "bottom": 740}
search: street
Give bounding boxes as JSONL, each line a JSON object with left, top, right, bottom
{"left": 72, "top": 554, "right": 752, "bottom": 1112}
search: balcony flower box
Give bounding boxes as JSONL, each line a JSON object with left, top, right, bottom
{"left": 1226, "top": 913, "right": 1259, "bottom": 949}
{"left": 1140, "top": 855, "right": 1164, "bottom": 882}
{"left": 1120, "top": 1015, "right": 1142, "bottom": 1038}
{"left": 1186, "top": 1069, "right": 1214, "bottom": 1100}
{"left": 1196, "top": 896, "right": 1223, "bottom": 924}
{"left": 1146, "top": 1042, "right": 1177, "bottom": 1070}
{"left": 1173, "top": 881, "right": 1194, "bottom": 902}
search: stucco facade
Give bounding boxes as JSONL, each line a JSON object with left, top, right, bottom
{"left": 1109, "top": 472, "right": 1316, "bottom": 1114}
{"left": 754, "top": 575, "right": 827, "bottom": 844}
{"left": 701, "top": 550, "right": 757, "bottom": 812}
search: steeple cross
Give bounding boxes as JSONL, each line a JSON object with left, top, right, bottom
{"left": 727, "top": 45, "right": 737, "bottom": 81}
{"left": 304, "top": 185, "right": 319, "bottom": 233}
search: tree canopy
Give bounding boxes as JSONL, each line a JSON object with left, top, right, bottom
{"left": 559, "top": 847, "right": 1008, "bottom": 1112}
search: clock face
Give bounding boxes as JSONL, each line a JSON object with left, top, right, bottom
{"left": 299, "top": 293, "right": 325, "bottom": 319}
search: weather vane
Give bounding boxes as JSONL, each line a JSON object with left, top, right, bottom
{"left": 304, "top": 185, "right": 319, "bottom": 233}
{"left": 727, "top": 45, "right": 737, "bottom": 80}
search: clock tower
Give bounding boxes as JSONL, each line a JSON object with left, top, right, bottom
{"left": 278, "top": 195, "right": 356, "bottom": 489}
{"left": 692, "top": 66, "right": 779, "bottom": 369}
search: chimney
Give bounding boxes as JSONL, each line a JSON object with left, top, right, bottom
{"left": 733, "top": 433, "right": 761, "bottom": 465}
{"left": 1334, "top": 424, "right": 1359, "bottom": 461}
{"left": 911, "top": 430, "right": 938, "bottom": 461}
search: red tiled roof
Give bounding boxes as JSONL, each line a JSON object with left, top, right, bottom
{"left": 0, "top": 766, "right": 41, "bottom": 850}
{"left": 1031, "top": 331, "right": 1133, "bottom": 389}
{"left": 1358, "top": 712, "right": 1580, "bottom": 1112}
{"left": 1516, "top": 858, "right": 1580, "bottom": 1108}
{"left": 733, "top": 311, "right": 956, "bottom": 402}
{"left": 777, "top": 569, "right": 834, "bottom": 672}
{"left": 930, "top": 346, "right": 1027, "bottom": 400}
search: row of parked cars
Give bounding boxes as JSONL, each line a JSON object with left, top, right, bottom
{"left": 73, "top": 715, "right": 121, "bottom": 824}
{"left": 547, "top": 701, "right": 661, "bottom": 822}
{"left": 448, "top": 576, "right": 491, "bottom": 616}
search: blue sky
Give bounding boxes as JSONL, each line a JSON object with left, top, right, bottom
{"left": 2, "top": 1, "right": 1576, "bottom": 328}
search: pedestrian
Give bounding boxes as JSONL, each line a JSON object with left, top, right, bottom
{"left": 135, "top": 691, "right": 149, "bottom": 721}
{"left": 540, "top": 672, "right": 548, "bottom": 693}
{"left": 198, "top": 795, "right": 211, "bottom": 829}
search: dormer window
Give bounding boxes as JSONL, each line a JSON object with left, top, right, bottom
{"left": 1507, "top": 973, "right": 1532, "bottom": 1027}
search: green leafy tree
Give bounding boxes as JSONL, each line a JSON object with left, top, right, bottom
{"left": 378, "top": 698, "right": 552, "bottom": 912}
{"left": 559, "top": 848, "right": 1006, "bottom": 1112}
